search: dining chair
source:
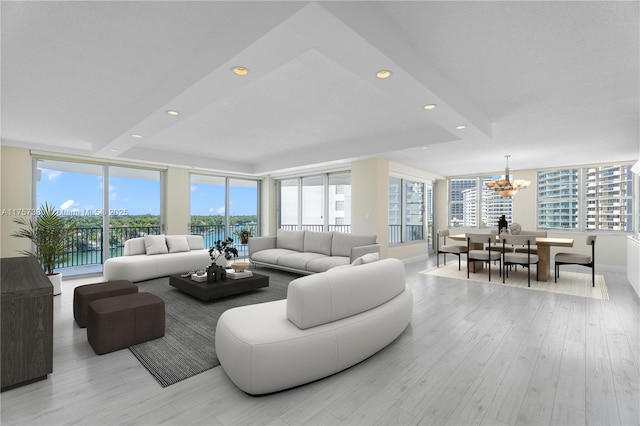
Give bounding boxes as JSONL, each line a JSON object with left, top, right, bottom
{"left": 501, "top": 235, "right": 539, "bottom": 287}
{"left": 437, "top": 229, "right": 468, "bottom": 270}
{"left": 487, "top": 228, "right": 514, "bottom": 262}
{"left": 513, "top": 230, "right": 547, "bottom": 254}
{"left": 466, "top": 233, "right": 501, "bottom": 281}
{"left": 554, "top": 235, "right": 597, "bottom": 287}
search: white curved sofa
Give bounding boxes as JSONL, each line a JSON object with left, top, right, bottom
{"left": 215, "top": 257, "right": 413, "bottom": 395}
{"left": 103, "top": 234, "right": 210, "bottom": 282}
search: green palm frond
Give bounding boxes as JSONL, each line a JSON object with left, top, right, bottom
{"left": 11, "top": 202, "right": 77, "bottom": 275}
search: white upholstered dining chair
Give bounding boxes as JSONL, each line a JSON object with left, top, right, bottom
{"left": 500, "top": 235, "right": 539, "bottom": 287}
{"left": 436, "top": 229, "right": 468, "bottom": 270}
{"left": 554, "top": 235, "right": 597, "bottom": 287}
{"left": 466, "top": 233, "right": 501, "bottom": 282}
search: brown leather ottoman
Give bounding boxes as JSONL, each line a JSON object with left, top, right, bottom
{"left": 87, "top": 292, "right": 165, "bottom": 355}
{"left": 73, "top": 280, "right": 138, "bottom": 327}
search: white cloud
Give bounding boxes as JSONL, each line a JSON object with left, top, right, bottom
{"left": 216, "top": 206, "right": 225, "bottom": 215}
{"left": 43, "top": 170, "right": 61, "bottom": 180}
{"left": 59, "top": 199, "right": 75, "bottom": 210}
{"left": 191, "top": 185, "right": 198, "bottom": 192}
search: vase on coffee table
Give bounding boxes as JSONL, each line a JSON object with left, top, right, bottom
{"left": 207, "top": 264, "right": 226, "bottom": 283}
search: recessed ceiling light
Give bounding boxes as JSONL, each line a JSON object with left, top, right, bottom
{"left": 232, "top": 66, "right": 249, "bottom": 76}
{"left": 109, "top": 149, "right": 118, "bottom": 152}
{"left": 131, "top": 134, "right": 143, "bottom": 138}
{"left": 166, "top": 110, "right": 180, "bottom": 116}
{"left": 421, "top": 146, "right": 429, "bottom": 150}
{"left": 376, "top": 70, "right": 392, "bottom": 79}
{"left": 455, "top": 125, "right": 467, "bottom": 130}
{"left": 423, "top": 104, "right": 437, "bottom": 110}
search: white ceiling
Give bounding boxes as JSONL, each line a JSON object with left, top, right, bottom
{"left": 2, "top": 1, "right": 638, "bottom": 178}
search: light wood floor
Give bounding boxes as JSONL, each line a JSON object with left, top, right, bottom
{"left": 1, "top": 259, "right": 638, "bottom": 426}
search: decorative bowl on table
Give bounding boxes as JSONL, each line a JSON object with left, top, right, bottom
{"left": 231, "top": 262, "right": 250, "bottom": 272}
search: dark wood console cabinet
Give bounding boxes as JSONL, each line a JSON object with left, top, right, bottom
{"left": 1, "top": 257, "right": 53, "bottom": 391}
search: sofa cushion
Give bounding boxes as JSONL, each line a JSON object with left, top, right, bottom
{"left": 306, "top": 256, "right": 350, "bottom": 273}
{"left": 144, "top": 235, "right": 168, "bottom": 255}
{"left": 124, "top": 237, "right": 146, "bottom": 256}
{"left": 251, "top": 248, "right": 300, "bottom": 265}
{"left": 287, "top": 258, "right": 406, "bottom": 329}
{"left": 186, "top": 235, "right": 205, "bottom": 250}
{"left": 331, "top": 232, "right": 377, "bottom": 257}
{"left": 166, "top": 236, "right": 190, "bottom": 253}
{"left": 276, "top": 229, "right": 305, "bottom": 252}
{"left": 304, "top": 231, "right": 333, "bottom": 256}
{"left": 277, "top": 252, "right": 327, "bottom": 271}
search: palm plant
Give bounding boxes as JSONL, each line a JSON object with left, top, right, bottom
{"left": 11, "top": 202, "right": 77, "bottom": 275}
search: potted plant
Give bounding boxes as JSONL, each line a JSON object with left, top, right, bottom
{"left": 233, "top": 226, "right": 255, "bottom": 244}
{"left": 207, "top": 237, "right": 239, "bottom": 282}
{"left": 11, "top": 202, "right": 77, "bottom": 295}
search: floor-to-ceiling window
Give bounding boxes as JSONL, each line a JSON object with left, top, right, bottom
{"left": 388, "top": 177, "right": 402, "bottom": 243}
{"left": 301, "top": 176, "right": 324, "bottom": 232}
{"left": 229, "top": 178, "right": 259, "bottom": 257}
{"left": 108, "top": 166, "right": 162, "bottom": 253}
{"left": 190, "top": 174, "right": 260, "bottom": 255}
{"left": 278, "top": 172, "right": 351, "bottom": 232}
{"left": 279, "top": 178, "right": 299, "bottom": 230}
{"left": 35, "top": 158, "right": 163, "bottom": 275}
{"left": 327, "top": 173, "right": 351, "bottom": 232}
{"left": 405, "top": 180, "right": 424, "bottom": 242}
{"left": 388, "top": 176, "right": 430, "bottom": 245}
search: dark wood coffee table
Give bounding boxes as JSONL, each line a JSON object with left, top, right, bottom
{"left": 169, "top": 272, "right": 269, "bottom": 301}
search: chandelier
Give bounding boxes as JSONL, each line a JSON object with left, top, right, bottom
{"left": 484, "top": 155, "right": 531, "bottom": 197}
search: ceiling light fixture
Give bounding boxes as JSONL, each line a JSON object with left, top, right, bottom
{"left": 485, "top": 154, "right": 531, "bottom": 197}
{"left": 376, "top": 70, "right": 392, "bottom": 79}
{"left": 131, "top": 134, "right": 143, "bottom": 138}
{"left": 423, "top": 104, "right": 437, "bottom": 110}
{"left": 232, "top": 66, "right": 249, "bottom": 76}
{"left": 455, "top": 124, "right": 467, "bottom": 130}
{"left": 166, "top": 110, "right": 180, "bottom": 116}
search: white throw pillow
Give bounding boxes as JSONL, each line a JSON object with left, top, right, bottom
{"left": 166, "top": 235, "right": 190, "bottom": 253}
{"left": 144, "top": 234, "right": 168, "bottom": 255}
{"left": 362, "top": 252, "right": 380, "bottom": 263}
{"left": 351, "top": 256, "right": 365, "bottom": 266}
{"left": 351, "top": 252, "right": 379, "bottom": 266}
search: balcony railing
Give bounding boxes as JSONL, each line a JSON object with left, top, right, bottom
{"left": 57, "top": 226, "right": 161, "bottom": 271}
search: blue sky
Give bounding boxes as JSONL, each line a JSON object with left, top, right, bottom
{"left": 37, "top": 169, "right": 257, "bottom": 216}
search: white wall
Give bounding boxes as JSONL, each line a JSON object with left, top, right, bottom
{"left": 0, "top": 147, "right": 33, "bottom": 258}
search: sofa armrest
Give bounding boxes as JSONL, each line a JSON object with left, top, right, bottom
{"left": 249, "top": 236, "right": 277, "bottom": 256}
{"left": 350, "top": 244, "right": 380, "bottom": 262}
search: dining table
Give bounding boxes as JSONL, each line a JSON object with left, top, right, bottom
{"left": 448, "top": 233, "right": 574, "bottom": 282}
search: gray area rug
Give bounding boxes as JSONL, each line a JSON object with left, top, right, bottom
{"left": 129, "top": 271, "right": 292, "bottom": 387}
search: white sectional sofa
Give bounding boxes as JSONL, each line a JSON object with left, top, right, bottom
{"left": 249, "top": 229, "right": 380, "bottom": 274}
{"left": 103, "top": 234, "right": 210, "bottom": 282}
{"left": 215, "top": 257, "right": 413, "bottom": 395}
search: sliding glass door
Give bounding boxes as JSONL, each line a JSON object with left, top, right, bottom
{"left": 35, "top": 158, "right": 162, "bottom": 275}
